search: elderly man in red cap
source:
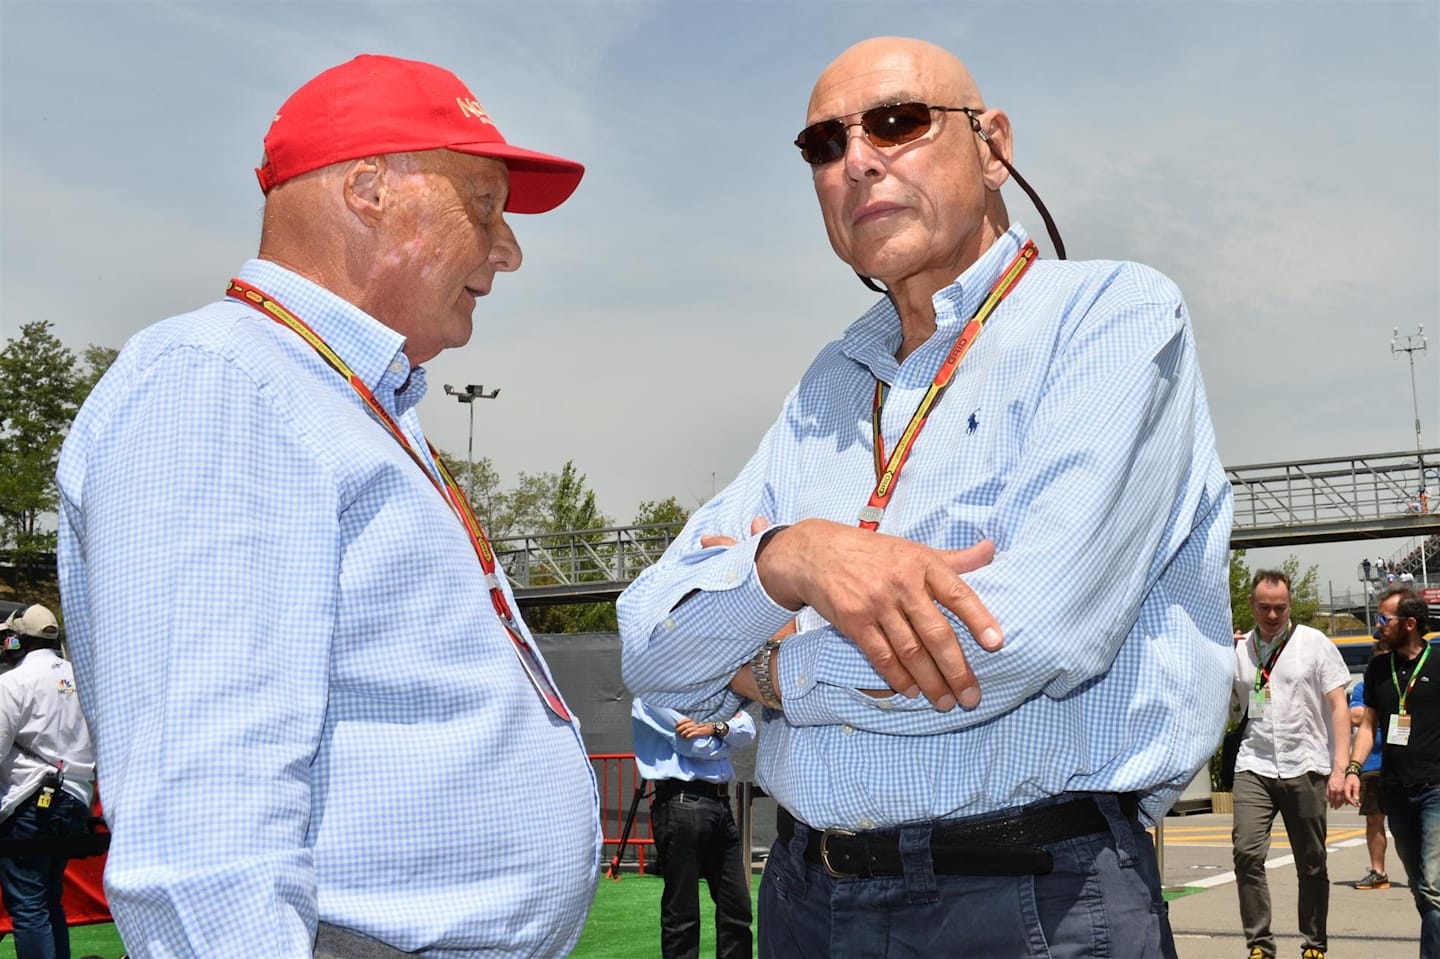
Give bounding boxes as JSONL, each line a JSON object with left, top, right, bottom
{"left": 56, "top": 56, "right": 597, "bottom": 958}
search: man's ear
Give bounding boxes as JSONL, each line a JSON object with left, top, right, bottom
{"left": 343, "top": 157, "right": 388, "bottom": 226}
{"left": 976, "top": 109, "right": 1012, "bottom": 192}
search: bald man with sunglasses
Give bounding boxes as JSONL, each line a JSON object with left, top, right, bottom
{"left": 620, "top": 36, "right": 1232, "bottom": 957}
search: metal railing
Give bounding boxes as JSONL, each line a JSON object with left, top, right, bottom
{"left": 496, "top": 450, "right": 1439, "bottom": 602}
{"left": 493, "top": 523, "right": 680, "bottom": 602}
{"left": 1227, "top": 448, "right": 1439, "bottom": 548}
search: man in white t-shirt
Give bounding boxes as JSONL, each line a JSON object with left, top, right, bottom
{"left": 1230, "top": 571, "right": 1349, "bottom": 959}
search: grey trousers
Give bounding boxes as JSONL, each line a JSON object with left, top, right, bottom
{"left": 314, "top": 922, "right": 416, "bottom": 958}
{"left": 1231, "top": 769, "right": 1330, "bottom": 956}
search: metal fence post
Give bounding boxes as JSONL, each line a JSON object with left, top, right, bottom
{"left": 738, "top": 780, "right": 754, "bottom": 887}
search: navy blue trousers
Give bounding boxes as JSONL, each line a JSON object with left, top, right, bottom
{"left": 758, "top": 794, "right": 1176, "bottom": 959}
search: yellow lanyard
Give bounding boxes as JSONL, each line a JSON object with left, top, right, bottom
{"left": 226, "top": 279, "right": 572, "bottom": 722}
{"left": 862, "top": 240, "right": 1038, "bottom": 530}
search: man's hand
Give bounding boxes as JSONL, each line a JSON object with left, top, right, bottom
{"left": 749, "top": 518, "right": 1000, "bottom": 711}
{"left": 1327, "top": 769, "right": 1348, "bottom": 809}
{"left": 1344, "top": 773, "right": 1362, "bottom": 807}
{"left": 674, "top": 717, "right": 716, "bottom": 740}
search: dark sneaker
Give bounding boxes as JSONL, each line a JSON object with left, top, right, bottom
{"left": 1354, "top": 869, "right": 1391, "bottom": 889}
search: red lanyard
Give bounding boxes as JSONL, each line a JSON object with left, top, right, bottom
{"left": 861, "top": 240, "right": 1038, "bottom": 530}
{"left": 1251, "top": 623, "right": 1295, "bottom": 691}
{"left": 226, "top": 279, "right": 572, "bottom": 722}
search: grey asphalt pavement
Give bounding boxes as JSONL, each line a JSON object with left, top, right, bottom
{"left": 1156, "top": 808, "right": 1422, "bottom": 958}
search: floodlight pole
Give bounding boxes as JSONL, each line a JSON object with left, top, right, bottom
{"left": 1392, "top": 326, "right": 1430, "bottom": 583}
{"left": 443, "top": 383, "right": 501, "bottom": 501}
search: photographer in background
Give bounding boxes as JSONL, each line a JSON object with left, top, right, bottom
{"left": 0, "top": 604, "right": 96, "bottom": 959}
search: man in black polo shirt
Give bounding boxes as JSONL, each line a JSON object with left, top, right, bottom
{"left": 1346, "top": 586, "right": 1439, "bottom": 958}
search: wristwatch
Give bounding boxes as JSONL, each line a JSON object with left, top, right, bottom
{"left": 713, "top": 720, "right": 730, "bottom": 739}
{"left": 751, "top": 638, "right": 784, "bottom": 710}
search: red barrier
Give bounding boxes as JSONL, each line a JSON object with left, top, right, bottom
{"left": 0, "top": 797, "right": 112, "bottom": 934}
{"left": 590, "top": 752, "right": 653, "bottom": 877}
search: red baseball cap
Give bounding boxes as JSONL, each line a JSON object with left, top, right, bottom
{"left": 255, "top": 54, "right": 584, "bottom": 214}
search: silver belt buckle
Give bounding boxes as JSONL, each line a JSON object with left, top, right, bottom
{"left": 819, "top": 826, "right": 858, "bottom": 879}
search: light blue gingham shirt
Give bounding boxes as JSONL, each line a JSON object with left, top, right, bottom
{"left": 620, "top": 225, "right": 1234, "bottom": 829}
{"left": 56, "top": 260, "right": 600, "bottom": 958}
{"left": 631, "top": 699, "right": 756, "bottom": 784}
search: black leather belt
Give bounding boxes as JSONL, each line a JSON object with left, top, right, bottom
{"left": 653, "top": 779, "right": 730, "bottom": 801}
{"left": 777, "top": 794, "right": 1137, "bottom": 879}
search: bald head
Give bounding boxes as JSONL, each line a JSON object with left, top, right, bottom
{"left": 808, "top": 37, "right": 986, "bottom": 121}
{"left": 801, "top": 37, "right": 1012, "bottom": 324}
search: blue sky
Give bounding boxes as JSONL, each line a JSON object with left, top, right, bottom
{"left": 2, "top": 0, "right": 1437, "bottom": 597}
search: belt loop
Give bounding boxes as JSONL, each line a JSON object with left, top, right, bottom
{"left": 784, "top": 813, "right": 812, "bottom": 895}
{"left": 1092, "top": 793, "right": 1138, "bottom": 868}
{"left": 897, "top": 823, "right": 937, "bottom": 904}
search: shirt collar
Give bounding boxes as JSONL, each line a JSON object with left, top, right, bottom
{"left": 235, "top": 259, "right": 428, "bottom": 415}
{"left": 839, "top": 224, "right": 1031, "bottom": 379}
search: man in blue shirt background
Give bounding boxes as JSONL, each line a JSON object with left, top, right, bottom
{"left": 1348, "top": 647, "right": 1389, "bottom": 890}
{"left": 632, "top": 698, "right": 756, "bottom": 959}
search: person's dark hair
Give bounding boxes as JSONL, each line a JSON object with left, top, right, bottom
{"left": 1379, "top": 585, "right": 1420, "bottom": 607}
{"left": 12, "top": 631, "right": 61, "bottom": 653}
{"left": 1396, "top": 596, "right": 1431, "bottom": 633}
{"left": 1250, "top": 569, "right": 1290, "bottom": 596}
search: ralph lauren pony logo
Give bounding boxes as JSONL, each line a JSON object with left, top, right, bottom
{"left": 967, "top": 409, "right": 980, "bottom": 435}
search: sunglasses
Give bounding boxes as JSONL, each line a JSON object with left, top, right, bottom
{"left": 1376, "top": 614, "right": 1392, "bottom": 627}
{"left": 794, "top": 101, "right": 978, "bottom": 166}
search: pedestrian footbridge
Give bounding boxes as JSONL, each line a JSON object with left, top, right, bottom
{"left": 501, "top": 448, "right": 1440, "bottom": 605}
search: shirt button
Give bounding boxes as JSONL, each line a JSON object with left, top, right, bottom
{"left": 797, "top": 675, "right": 807, "bottom": 686}
{"left": 876, "top": 698, "right": 892, "bottom": 710}
{"left": 842, "top": 724, "right": 854, "bottom": 736}
{"left": 663, "top": 617, "right": 676, "bottom": 632}
{"left": 727, "top": 570, "right": 737, "bottom": 584}
{"left": 389, "top": 360, "right": 404, "bottom": 374}
{"left": 857, "top": 817, "right": 874, "bottom": 830}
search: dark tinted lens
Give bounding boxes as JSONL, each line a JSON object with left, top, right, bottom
{"left": 795, "top": 119, "right": 846, "bottom": 165}
{"left": 861, "top": 102, "right": 934, "bottom": 146}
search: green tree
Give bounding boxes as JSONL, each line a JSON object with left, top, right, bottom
{"left": 633, "top": 496, "right": 691, "bottom": 528}
{"left": 1229, "top": 549, "right": 1324, "bottom": 635}
{"left": 74, "top": 344, "right": 118, "bottom": 405}
{"left": 0, "top": 324, "right": 116, "bottom": 559}
{"left": 435, "top": 451, "right": 509, "bottom": 537}
{"left": 501, "top": 460, "right": 616, "bottom": 635}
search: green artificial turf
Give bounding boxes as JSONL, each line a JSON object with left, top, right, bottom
{"left": 2, "top": 873, "right": 1196, "bottom": 958}
{"left": 0, "top": 920, "right": 127, "bottom": 958}
{"left": 0, "top": 874, "right": 739, "bottom": 959}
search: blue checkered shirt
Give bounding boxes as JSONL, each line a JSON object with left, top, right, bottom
{"left": 619, "top": 225, "right": 1234, "bottom": 829}
{"left": 57, "top": 260, "right": 600, "bottom": 958}
{"left": 631, "top": 699, "right": 757, "bottom": 784}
